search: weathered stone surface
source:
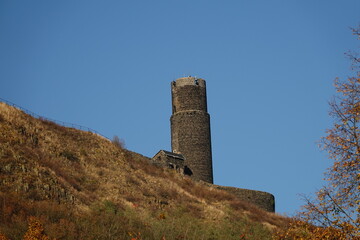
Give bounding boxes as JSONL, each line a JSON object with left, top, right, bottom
{"left": 152, "top": 150, "right": 185, "bottom": 173}
{"left": 171, "top": 77, "right": 213, "bottom": 183}
{"left": 212, "top": 184, "right": 275, "bottom": 212}
{"left": 169, "top": 77, "right": 275, "bottom": 212}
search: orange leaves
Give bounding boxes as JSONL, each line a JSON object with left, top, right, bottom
{"left": 273, "top": 219, "right": 360, "bottom": 240}
{"left": 0, "top": 234, "right": 10, "bottom": 240}
{"left": 287, "top": 25, "right": 360, "bottom": 240}
{"left": 158, "top": 213, "right": 166, "bottom": 220}
{"left": 128, "top": 231, "right": 142, "bottom": 240}
{"left": 22, "top": 216, "right": 50, "bottom": 240}
{"left": 0, "top": 216, "right": 52, "bottom": 240}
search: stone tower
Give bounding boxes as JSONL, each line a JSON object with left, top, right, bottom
{"left": 170, "top": 77, "right": 213, "bottom": 183}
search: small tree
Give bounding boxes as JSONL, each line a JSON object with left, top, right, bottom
{"left": 274, "top": 26, "right": 360, "bottom": 239}
{"left": 112, "top": 135, "right": 125, "bottom": 149}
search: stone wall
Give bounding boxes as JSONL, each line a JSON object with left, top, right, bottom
{"left": 171, "top": 78, "right": 208, "bottom": 113}
{"left": 212, "top": 184, "right": 275, "bottom": 212}
{"left": 152, "top": 150, "right": 185, "bottom": 174}
{"left": 170, "top": 77, "right": 213, "bottom": 183}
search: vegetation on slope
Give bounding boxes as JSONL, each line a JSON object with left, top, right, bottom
{"left": 0, "top": 102, "right": 287, "bottom": 239}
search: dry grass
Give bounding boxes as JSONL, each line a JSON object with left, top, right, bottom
{"left": 39, "top": 118, "right": 68, "bottom": 133}
{"left": 125, "top": 174, "right": 141, "bottom": 186}
{"left": 0, "top": 102, "right": 289, "bottom": 239}
{"left": 38, "top": 155, "right": 83, "bottom": 191}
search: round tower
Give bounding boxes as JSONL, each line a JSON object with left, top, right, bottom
{"left": 170, "top": 77, "right": 213, "bottom": 183}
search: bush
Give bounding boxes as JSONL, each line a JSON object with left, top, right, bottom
{"left": 112, "top": 136, "right": 124, "bottom": 149}
{"left": 59, "top": 150, "right": 79, "bottom": 162}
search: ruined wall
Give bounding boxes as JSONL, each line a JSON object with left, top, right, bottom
{"left": 171, "top": 77, "right": 213, "bottom": 183}
{"left": 212, "top": 184, "right": 275, "bottom": 212}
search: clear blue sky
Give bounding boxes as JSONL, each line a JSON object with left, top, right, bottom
{"left": 1, "top": 1, "right": 359, "bottom": 215}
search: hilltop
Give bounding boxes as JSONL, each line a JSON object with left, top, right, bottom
{"left": 0, "top": 102, "right": 288, "bottom": 239}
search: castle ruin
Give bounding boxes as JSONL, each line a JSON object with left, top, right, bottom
{"left": 153, "top": 76, "right": 275, "bottom": 212}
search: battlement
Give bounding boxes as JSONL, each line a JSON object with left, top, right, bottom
{"left": 172, "top": 77, "right": 206, "bottom": 88}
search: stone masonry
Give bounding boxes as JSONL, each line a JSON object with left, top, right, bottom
{"left": 152, "top": 76, "right": 275, "bottom": 212}
{"left": 170, "top": 77, "right": 213, "bottom": 183}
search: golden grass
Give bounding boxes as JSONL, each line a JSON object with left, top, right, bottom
{"left": 0, "top": 102, "right": 289, "bottom": 239}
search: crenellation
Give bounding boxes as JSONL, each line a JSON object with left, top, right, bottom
{"left": 173, "top": 77, "right": 206, "bottom": 87}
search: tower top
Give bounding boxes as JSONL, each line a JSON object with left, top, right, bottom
{"left": 173, "top": 77, "right": 206, "bottom": 88}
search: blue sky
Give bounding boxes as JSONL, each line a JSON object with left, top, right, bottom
{"left": 1, "top": 1, "right": 359, "bottom": 215}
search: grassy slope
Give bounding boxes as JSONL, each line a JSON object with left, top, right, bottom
{"left": 0, "top": 102, "right": 288, "bottom": 239}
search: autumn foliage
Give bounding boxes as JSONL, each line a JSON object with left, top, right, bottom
{"left": 0, "top": 216, "right": 51, "bottom": 240}
{"left": 22, "top": 217, "right": 50, "bottom": 240}
{"left": 0, "top": 234, "right": 9, "bottom": 240}
{"left": 274, "top": 26, "right": 360, "bottom": 239}
{"left": 273, "top": 219, "right": 358, "bottom": 240}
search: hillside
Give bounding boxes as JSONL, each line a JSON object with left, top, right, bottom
{"left": 0, "top": 102, "right": 288, "bottom": 239}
